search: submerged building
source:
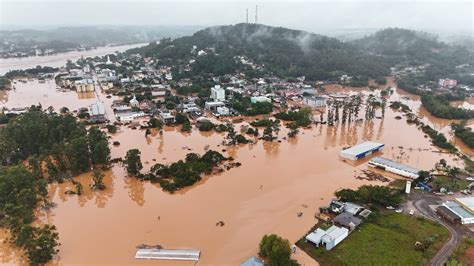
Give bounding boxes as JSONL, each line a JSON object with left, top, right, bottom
{"left": 368, "top": 157, "right": 420, "bottom": 179}
{"left": 339, "top": 141, "right": 384, "bottom": 161}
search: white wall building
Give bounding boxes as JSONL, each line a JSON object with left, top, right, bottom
{"left": 211, "top": 85, "right": 226, "bottom": 102}
{"left": 303, "top": 96, "right": 326, "bottom": 108}
{"left": 305, "top": 225, "right": 349, "bottom": 250}
{"left": 216, "top": 106, "right": 230, "bottom": 116}
{"left": 368, "top": 157, "right": 419, "bottom": 179}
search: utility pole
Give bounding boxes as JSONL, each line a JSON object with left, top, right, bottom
{"left": 246, "top": 8, "right": 248, "bottom": 23}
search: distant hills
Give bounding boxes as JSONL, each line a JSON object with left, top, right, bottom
{"left": 129, "top": 24, "right": 473, "bottom": 81}
{"left": 0, "top": 26, "right": 203, "bottom": 56}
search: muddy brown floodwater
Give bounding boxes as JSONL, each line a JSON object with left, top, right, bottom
{"left": 0, "top": 77, "right": 472, "bottom": 266}
{"left": 0, "top": 43, "right": 147, "bottom": 75}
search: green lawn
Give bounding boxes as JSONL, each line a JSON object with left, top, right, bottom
{"left": 297, "top": 212, "right": 449, "bottom": 265}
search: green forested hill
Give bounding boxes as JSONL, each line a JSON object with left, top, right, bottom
{"left": 127, "top": 24, "right": 472, "bottom": 81}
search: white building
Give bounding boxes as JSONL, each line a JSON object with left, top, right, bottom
{"left": 205, "top": 101, "right": 225, "bottom": 111}
{"left": 115, "top": 111, "right": 146, "bottom": 122}
{"left": 441, "top": 197, "right": 474, "bottom": 224}
{"left": 303, "top": 96, "right": 326, "bottom": 108}
{"left": 339, "top": 141, "right": 384, "bottom": 161}
{"left": 250, "top": 96, "right": 271, "bottom": 104}
{"left": 305, "top": 225, "right": 349, "bottom": 250}
{"left": 75, "top": 79, "right": 95, "bottom": 92}
{"left": 211, "top": 85, "right": 225, "bottom": 102}
{"left": 129, "top": 95, "right": 139, "bottom": 108}
{"left": 368, "top": 157, "right": 420, "bottom": 179}
{"left": 216, "top": 106, "right": 230, "bottom": 116}
{"left": 89, "top": 102, "right": 105, "bottom": 117}
{"left": 439, "top": 78, "right": 457, "bottom": 89}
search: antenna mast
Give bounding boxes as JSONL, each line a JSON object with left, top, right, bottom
{"left": 255, "top": 5, "right": 258, "bottom": 24}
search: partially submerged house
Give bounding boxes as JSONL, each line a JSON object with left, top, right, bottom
{"left": 368, "top": 157, "right": 420, "bottom": 179}
{"left": 339, "top": 141, "right": 384, "bottom": 161}
{"left": 240, "top": 256, "right": 264, "bottom": 266}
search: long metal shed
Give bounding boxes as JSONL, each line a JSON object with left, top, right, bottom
{"left": 339, "top": 141, "right": 384, "bottom": 161}
{"left": 368, "top": 157, "right": 420, "bottom": 179}
{"left": 135, "top": 249, "right": 200, "bottom": 261}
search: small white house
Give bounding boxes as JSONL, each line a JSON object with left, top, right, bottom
{"left": 205, "top": 101, "right": 225, "bottom": 111}
{"left": 305, "top": 225, "right": 349, "bottom": 250}
{"left": 216, "top": 106, "right": 230, "bottom": 116}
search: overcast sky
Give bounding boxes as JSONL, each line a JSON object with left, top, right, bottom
{"left": 0, "top": 0, "right": 472, "bottom": 34}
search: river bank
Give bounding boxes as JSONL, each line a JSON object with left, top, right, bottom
{"left": 0, "top": 43, "right": 147, "bottom": 75}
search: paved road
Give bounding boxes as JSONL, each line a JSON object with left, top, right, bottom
{"left": 408, "top": 193, "right": 472, "bottom": 266}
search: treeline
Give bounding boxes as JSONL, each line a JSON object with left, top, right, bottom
{"left": 274, "top": 107, "right": 312, "bottom": 128}
{"left": 228, "top": 93, "right": 273, "bottom": 116}
{"left": 0, "top": 107, "right": 111, "bottom": 175}
{"left": 0, "top": 107, "right": 111, "bottom": 264}
{"left": 0, "top": 166, "right": 60, "bottom": 265}
{"left": 123, "top": 149, "right": 233, "bottom": 193}
{"left": 335, "top": 185, "right": 402, "bottom": 207}
{"left": 353, "top": 28, "right": 472, "bottom": 72}
{"left": 5, "top": 66, "right": 59, "bottom": 78}
{"left": 128, "top": 23, "right": 390, "bottom": 80}
{"left": 421, "top": 94, "right": 474, "bottom": 120}
{"left": 452, "top": 123, "right": 474, "bottom": 149}
{"left": 420, "top": 124, "right": 457, "bottom": 152}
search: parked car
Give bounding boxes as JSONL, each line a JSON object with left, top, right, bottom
{"left": 395, "top": 209, "right": 403, "bottom": 213}
{"left": 386, "top": 206, "right": 395, "bottom": 210}
{"left": 409, "top": 209, "right": 415, "bottom": 215}
{"left": 466, "top": 177, "right": 474, "bottom": 181}
{"left": 447, "top": 192, "right": 454, "bottom": 195}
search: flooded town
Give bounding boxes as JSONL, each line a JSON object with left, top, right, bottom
{"left": 1, "top": 1, "right": 474, "bottom": 266}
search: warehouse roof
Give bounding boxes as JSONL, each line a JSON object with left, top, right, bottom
{"left": 445, "top": 201, "right": 474, "bottom": 219}
{"left": 369, "top": 157, "right": 419, "bottom": 175}
{"left": 455, "top": 197, "right": 474, "bottom": 213}
{"left": 340, "top": 141, "right": 384, "bottom": 156}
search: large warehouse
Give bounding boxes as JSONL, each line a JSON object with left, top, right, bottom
{"left": 439, "top": 197, "right": 474, "bottom": 225}
{"left": 368, "top": 157, "right": 420, "bottom": 179}
{"left": 339, "top": 141, "right": 385, "bottom": 161}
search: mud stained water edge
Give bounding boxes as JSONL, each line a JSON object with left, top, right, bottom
{"left": 0, "top": 78, "right": 472, "bottom": 266}
{"left": 0, "top": 43, "right": 147, "bottom": 75}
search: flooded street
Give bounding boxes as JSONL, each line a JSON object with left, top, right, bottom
{"left": 0, "top": 43, "right": 146, "bottom": 75}
{"left": 0, "top": 79, "right": 118, "bottom": 121}
{"left": 0, "top": 78, "right": 472, "bottom": 266}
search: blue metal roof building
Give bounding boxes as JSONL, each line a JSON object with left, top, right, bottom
{"left": 339, "top": 141, "right": 384, "bottom": 161}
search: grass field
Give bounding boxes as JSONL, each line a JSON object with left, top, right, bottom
{"left": 446, "top": 238, "right": 474, "bottom": 266}
{"left": 297, "top": 212, "right": 449, "bottom": 265}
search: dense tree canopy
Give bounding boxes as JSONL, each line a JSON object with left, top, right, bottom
{"left": 259, "top": 234, "right": 299, "bottom": 266}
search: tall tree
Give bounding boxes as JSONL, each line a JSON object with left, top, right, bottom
{"left": 66, "top": 137, "right": 91, "bottom": 175}
{"left": 88, "top": 126, "right": 111, "bottom": 166}
{"left": 124, "top": 149, "right": 143, "bottom": 175}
